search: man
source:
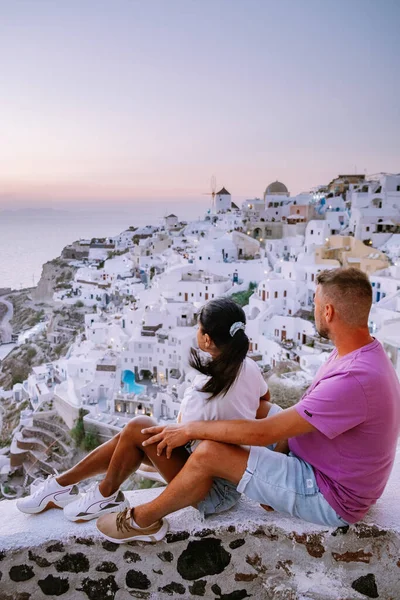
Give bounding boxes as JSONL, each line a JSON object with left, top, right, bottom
{"left": 97, "top": 268, "right": 400, "bottom": 543}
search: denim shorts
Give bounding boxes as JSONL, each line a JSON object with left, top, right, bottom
{"left": 236, "top": 404, "right": 349, "bottom": 527}
{"left": 192, "top": 403, "right": 283, "bottom": 518}
{"left": 185, "top": 442, "right": 241, "bottom": 518}
{"left": 237, "top": 446, "right": 349, "bottom": 526}
{"left": 197, "top": 404, "right": 349, "bottom": 526}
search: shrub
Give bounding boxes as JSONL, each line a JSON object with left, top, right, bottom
{"left": 70, "top": 408, "right": 86, "bottom": 447}
{"left": 11, "top": 365, "right": 30, "bottom": 386}
{"left": 26, "top": 347, "right": 37, "bottom": 362}
{"left": 231, "top": 282, "right": 257, "bottom": 307}
{"left": 83, "top": 430, "right": 100, "bottom": 452}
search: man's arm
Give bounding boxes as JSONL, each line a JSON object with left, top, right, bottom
{"left": 142, "top": 406, "right": 316, "bottom": 458}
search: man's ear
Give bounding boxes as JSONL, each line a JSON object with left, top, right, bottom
{"left": 326, "top": 303, "right": 334, "bottom": 323}
{"left": 204, "top": 333, "right": 211, "bottom": 348}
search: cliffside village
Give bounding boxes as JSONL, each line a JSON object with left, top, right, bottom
{"left": 2, "top": 172, "right": 400, "bottom": 491}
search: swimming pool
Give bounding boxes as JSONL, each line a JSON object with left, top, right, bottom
{"left": 121, "top": 370, "right": 146, "bottom": 395}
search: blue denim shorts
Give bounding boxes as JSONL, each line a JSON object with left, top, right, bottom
{"left": 185, "top": 443, "right": 241, "bottom": 518}
{"left": 234, "top": 402, "right": 349, "bottom": 527}
{"left": 193, "top": 403, "right": 283, "bottom": 518}
{"left": 197, "top": 404, "right": 349, "bottom": 526}
{"left": 237, "top": 445, "right": 349, "bottom": 527}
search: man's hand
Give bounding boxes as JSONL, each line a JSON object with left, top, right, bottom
{"left": 142, "top": 424, "right": 191, "bottom": 459}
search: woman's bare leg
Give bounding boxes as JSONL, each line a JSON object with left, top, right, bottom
{"left": 133, "top": 440, "right": 249, "bottom": 527}
{"left": 57, "top": 434, "right": 121, "bottom": 487}
{"left": 98, "top": 416, "right": 188, "bottom": 497}
{"left": 57, "top": 416, "right": 188, "bottom": 497}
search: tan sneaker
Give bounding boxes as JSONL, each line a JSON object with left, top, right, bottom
{"left": 96, "top": 507, "right": 169, "bottom": 543}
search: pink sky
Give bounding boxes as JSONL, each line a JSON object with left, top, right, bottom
{"left": 1, "top": 0, "right": 399, "bottom": 205}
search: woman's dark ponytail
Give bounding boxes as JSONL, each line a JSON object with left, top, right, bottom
{"left": 189, "top": 298, "right": 249, "bottom": 399}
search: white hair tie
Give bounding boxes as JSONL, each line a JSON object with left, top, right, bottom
{"left": 230, "top": 321, "right": 245, "bottom": 337}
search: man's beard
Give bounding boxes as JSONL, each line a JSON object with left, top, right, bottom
{"left": 316, "top": 324, "right": 330, "bottom": 340}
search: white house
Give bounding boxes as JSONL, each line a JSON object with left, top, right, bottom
{"left": 215, "top": 187, "right": 232, "bottom": 213}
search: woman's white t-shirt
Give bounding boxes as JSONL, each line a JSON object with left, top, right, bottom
{"left": 179, "top": 357, "right": 268, "bottom": 425}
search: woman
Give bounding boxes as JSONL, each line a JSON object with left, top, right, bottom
{"left": 17, "top": 298, "right": 275, "bottom": 542}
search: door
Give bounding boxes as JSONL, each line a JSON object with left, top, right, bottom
{"left": 184, "top": 293, "right": 188, "bottom": 301}
{"left": 281, "top": 330, "right": 286, "bottom": 341}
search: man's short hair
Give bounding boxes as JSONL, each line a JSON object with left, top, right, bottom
{"left": 316, "top": 267, "right": 372, "bottom": 327}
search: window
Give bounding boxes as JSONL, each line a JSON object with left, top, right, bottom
{"left": 397, "top": 186, "right": 400, "bottom": 192}
{"left": 284, "top": 290, "right": 287, "bottom": 297}
{"left": 310, "top": 230, "right": 314, "bottom": 235}
{"left": 274, "top": 291, "right": 278, "bottom": 298}
{"left": 366, "top": 226, "right": 370, "bottom": 232}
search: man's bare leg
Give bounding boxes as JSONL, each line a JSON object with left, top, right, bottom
{"left": 57, "top": 416, "right": 189, "bottom": 497}
{"left": 133, "top": 441, "right": 249, "bottom": 527}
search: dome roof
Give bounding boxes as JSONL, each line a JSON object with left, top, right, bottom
{"left": 265, "top": 181, "right": 288, "bottom": 195}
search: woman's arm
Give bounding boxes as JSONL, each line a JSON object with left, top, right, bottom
{"left": 255, "top": 391, "right": 271, "bottom": 419}
{"left": 255, "top": 393, "right": 290, "bottom": 453}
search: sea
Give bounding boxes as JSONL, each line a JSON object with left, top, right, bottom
{"left": 0, "top": 200, "right": 210, "bottom": 291}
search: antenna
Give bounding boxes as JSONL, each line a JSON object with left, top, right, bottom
{"left": 203, "top": 175, "right": 217, "bottom": 214}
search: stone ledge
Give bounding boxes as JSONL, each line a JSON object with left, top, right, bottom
{"left": 0, "top": 449, "right": 399, "bottom": 599}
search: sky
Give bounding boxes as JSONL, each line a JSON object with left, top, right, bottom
{"left": 1, "top": 0, "right": 399, "bottom": 207}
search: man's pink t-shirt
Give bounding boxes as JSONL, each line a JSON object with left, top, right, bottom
{"left": 289, "top": 339, "right": 400, "bottom": 523}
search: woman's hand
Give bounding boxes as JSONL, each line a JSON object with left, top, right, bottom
{"left": 141, "top": 424, "right": 191, "bottom": 459}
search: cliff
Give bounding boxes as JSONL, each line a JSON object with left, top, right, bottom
{"left": 32, "top": 257, "right": 77, "bottom": 303}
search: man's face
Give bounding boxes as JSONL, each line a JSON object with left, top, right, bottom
{"left": 314, "top": 286, "right": 330, "bottom": 340}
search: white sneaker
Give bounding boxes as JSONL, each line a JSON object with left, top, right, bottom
{"left": 17, "top": 475, "right": 80, "bottom": 514}
{"left": 63, "top": 483, "right": 129, "bottom": 522}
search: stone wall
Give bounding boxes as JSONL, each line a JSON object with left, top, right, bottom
{"left": 0, "top": 486, "right": 399, "bottom": 600}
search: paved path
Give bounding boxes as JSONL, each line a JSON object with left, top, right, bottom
{"left": 0, "top": 298, "right": 13, "bottom": 344}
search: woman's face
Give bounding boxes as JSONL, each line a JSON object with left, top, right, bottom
{"left": 197, "top": 323, "right": 220, "bottom": 357}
